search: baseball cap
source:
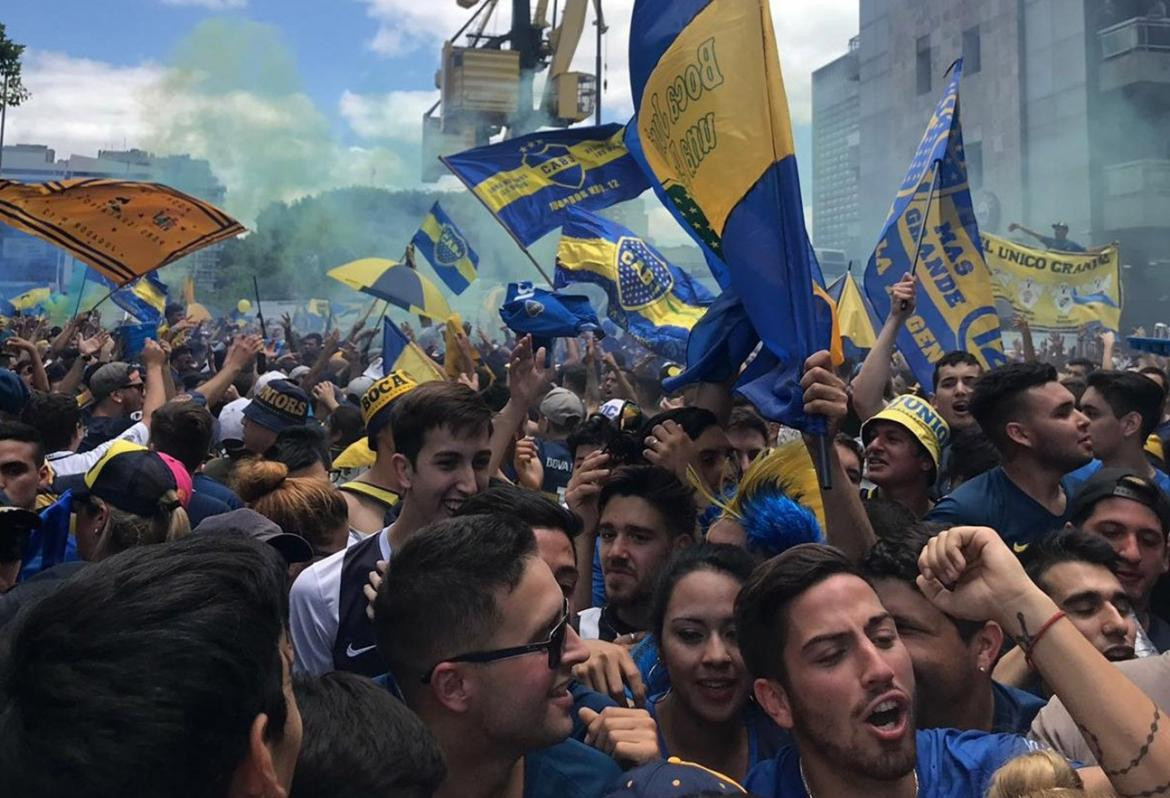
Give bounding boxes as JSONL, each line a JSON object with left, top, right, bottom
{"left": 861, "top": 394, "right": 950, "bottom": 469}
{"left": 599, "top": 398, "right": 644, "bottom": 434}
{"left": 1052, "top": 221, "right": 1069, "bottom": 230}
{"left": 89, "top": 362, "right": 142, "bottom": 402}
{"left": 193, "top": 508, "right": 313, "bottom": 564}
{"left": 216, "top": 396, "right": 250, "bottom": 445}
{"left": 540, "top": 387, "right": 586, "bottom": 426}
{"left": 0, "top": 368, "right": 29, "bottom": 416}
{"left": 605, "top": 758, "right": 747, "bottom": 798}
{"left": 243, "top": 379, "right": 310, "bottom": 433}
{"left": 254, "top": 370, "right": 289, "bottom": 394}
{"left": 75, "top": 440, "right": 189, "bottom": 517}
{"left": 360, "top": 370, "right": 419, "bottom": 441}
{"left": 1068, "top": 467, "right": 1170, "bottom": 532}
{"left": 346, "top": 375, "right": 376, "bottom": 401}
{"left": 288, "top": 365, "right": 312, "bottom": 381}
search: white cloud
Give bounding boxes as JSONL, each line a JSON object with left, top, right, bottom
{"left": 359, "top": 0, "right": 473, "bottom": 56}
{"left": 4, "top": 50, "right": 163, "bottom": 159}
{"left": 159, "top": 0, "right": 247, "bottom": 8}
{"left": 338, "top": 88, "right": 439, "bottom": 144}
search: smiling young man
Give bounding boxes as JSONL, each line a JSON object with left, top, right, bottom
{"left": 290, "top": 381, "right": 493, "bottom": 677}
{"left": 929, "top": 363, "right": 1093, "bottom": 547}
{"left": 1067, "top": 468, "right": 1170, "bottom": 652}
{"left": 373, "top": 513, "right": 622, "bottom": 798}
{"left": 580, "top": 465, "right": 696, "bottom": 642}
{"left": 860, "top": 395, "right": 949, "bottom": 519}
{"left": 737, "top": 531, "right": 1170, "bottom": 798}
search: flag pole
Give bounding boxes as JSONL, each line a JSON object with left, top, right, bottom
{"left": 252, "top": 276, "right": 268, "bottom": 339}
{"left": 899, "top": 165, "right": 941, "bottom": 312}
{"left": 438, "top": 155, "right": 555, "bottom": 287}
{"left": 71, "top": 269, "right": 89, "bottom": 318}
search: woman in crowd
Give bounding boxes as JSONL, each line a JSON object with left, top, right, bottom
{"left": 640, "top": 544, "right": 788, "bottom": 782}
{"left": 234, "top": 457, "right": 350, "bottom": 563}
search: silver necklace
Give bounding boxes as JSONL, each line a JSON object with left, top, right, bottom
{"left": 798, "top": 760, "right": 919, "bottom": 798}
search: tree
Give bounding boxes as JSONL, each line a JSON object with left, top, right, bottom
{"left": 0, "top": 23, "right": 31, "bottom": 109}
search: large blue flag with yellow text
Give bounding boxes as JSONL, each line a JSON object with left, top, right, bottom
{"left": 441, "top": 124, "right": 649, "bottom": 247}
{"left": 111, "top": 272, "right": 168, "bottom": 323}
{"left": 411, "top": 202, "right": 479, "bottom": 294}
{"left": 555, "top": 208, "right": 712, "bottom": 362}
{"left": 863, "top": 59, "right": 1005, "bottom": 391}
{"left": 625, "top": 0, "right": 835, "bottom": 428}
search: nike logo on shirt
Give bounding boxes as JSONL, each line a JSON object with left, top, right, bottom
{"left": 346, "top": 643, "right": 377, "bottom": 658}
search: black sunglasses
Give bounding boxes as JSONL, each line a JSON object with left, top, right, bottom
{"left": 421, "top": 597, "right": 570, "bottom": 684}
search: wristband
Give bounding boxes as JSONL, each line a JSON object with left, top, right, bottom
{"left": 1021, "top": 610, "right": 1067, "bottom": 669}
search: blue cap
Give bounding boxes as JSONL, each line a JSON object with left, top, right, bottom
{"left": 605, "top": 758, "right": 747, "bottom": 798}
{"left": 0, "top": 368, "right": 28, "bottom": 416}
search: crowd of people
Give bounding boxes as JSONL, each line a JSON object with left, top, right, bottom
{"left": 0, "top": 275, "right": 1168, "bottom": 798}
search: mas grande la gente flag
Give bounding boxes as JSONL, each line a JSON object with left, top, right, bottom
{"left": 982, "top": 233, "right": 1121, "bottom": 332}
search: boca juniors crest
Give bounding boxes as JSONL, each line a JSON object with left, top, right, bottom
{"left": 435, "top": 224, "right": 469, "bottom": 266}
{"left": 616, "top": 237, "right": 673, "bottom": 310}
{"left": 521, "top": 142, "right": 586, "bottom": 190}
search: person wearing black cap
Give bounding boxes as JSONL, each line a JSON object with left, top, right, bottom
{"left": 77, "top": 339, "right": 168, "bottom": 454}
{"left": 1067, "top": 467, "right": 1170, "bottom": 652}
{"left": 338, "top": 369, "right": 418, "bottom": 536}
{"left": 1007, "top": 221, "right": 1088, "bottom": 254}
{"left": 194, "top": 507, "right": 314, "bottom": 578}
{"left": 241, "top": 378, "right": 311, "bottom": 455}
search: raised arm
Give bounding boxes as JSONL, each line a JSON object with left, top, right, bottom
{"left": 801, "top": 350, "right": 877, "bottom": 561}
{"left": 137, "top": 339, "right": 169, "bottom": 429}
{"left": 1007, "top": 222, "right": 1048, "bottom": 245}
{"left": 919, "top": 526, "right": 1170, "bottom": 797}
{"left": 850, "top": 272, "right": 916, "bottom": 421}
{"left": 194, "top": 334, "right": 262, "bottom": 408}
{"left": 487, "top": 335, "right": 548, "bottom": 479}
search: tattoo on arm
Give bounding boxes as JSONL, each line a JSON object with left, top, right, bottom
{"left": 1079, "top": 705, "right": 1168, "bottom": 798}
{"left": 1015, "top": 612, "right": 1034, "bottom": 650}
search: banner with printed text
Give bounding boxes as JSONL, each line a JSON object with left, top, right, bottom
{"left": 982, "top": 233, "right": 1121, "bottom": 332}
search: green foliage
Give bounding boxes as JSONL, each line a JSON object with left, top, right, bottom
{"left": 0, "top": 23, "right": 31, "bottom": 108}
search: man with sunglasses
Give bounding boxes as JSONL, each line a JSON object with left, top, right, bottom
{"left": 373, "top": 513, "right": 630, "bottom": 798}
{"left": 78, "top": 361, "right": 148, "bottom": 453}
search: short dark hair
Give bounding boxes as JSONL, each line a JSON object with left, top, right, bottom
{"left": 599, "top": 465, "right": 697, "bottom": 540}
{"left": 834, "top": 432, "right": 864, "bottom": 462}
{"left": 932, "top": 351, "right": 982, "bottom": 392}
{"left": 270, "top": 424, "right": 332, "bottom": 473}
{"left": 651, "top": 543, "right": 755, "bottom": 642}
{"left": 969, "top": 362, "right": 1060, "bottom": 448}
{"left": 151, "top": 400, "right": 214, "bottom": 472}
{"left": 1067, "top": 357, "right": 1096, "bottom": 375}
{"left": 390, "top": 382, "right": 492, "bottom": 465}
{"left": 374, "top": 514, "right": 537, "bottom": 688}
{"left": 727, "top": 406, "right": 768, "bottom": 442}
{"left": 0, "top": 420, "right": 44, "bottom": 466}
{"left": 944, "top": 425, "right": 1001, "bottom": 486}
{"left": 1023, "top": 527, "right": 1121, "bottom": 595}
{"left": 21, "top": 392, "right": 78, "bottom": 454}
{"left": 862, "top": 498, "right": 918, "bottom": 541}
{"left": 457, "top": 484, "right": 582, "bottom": 543}
{"left": 169, "top": 344, "right": 193, "bottom": 362}
{"left": 736, "top": 544, "right": 865, "bottom": 684}
{"left": 1086, "top": 370, "right": 1165, "bottom": 440}
{"left": 861, "top": 524, "right": 982, "bottom": 640}
{"left": 0, "top": 534, "right": 291, "bottom": 798}
{"left": 1138, "top": 366, "right": 1168, "bottom": 393}
{"left": 643, "top": 407, "right": 719, "bottom": 441}
{"left": 291, "top": 672, "right": 445, "bottom": 798}
{"left": 562, "top": 362, "right": 588, "bottom": 396}
{"left": 567, "top": 414, "right": 616, "bottom": 460}
{"left": 302, "top": 332, "right": 323, "bottom": 345}
{"left": 327, "top": 403, "right": 365, "bottom": 451}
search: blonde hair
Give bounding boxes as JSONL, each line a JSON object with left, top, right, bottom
{"left": 91, "top": 490, "right": 191, "bottom": 557}
{"left": 985, "top": 750, "right": 1085, "bottom": 798}
{"left": 233, "top": 458, "right": 348, "bottom": 554}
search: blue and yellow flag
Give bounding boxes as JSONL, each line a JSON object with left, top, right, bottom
{"left": 411, "top": 202, "right": 479, "bottom": 294}
{"left": 327, "top": 258, "right": 452, "bottom": 322}
{"left": 828, "top": 271, "right": 880, "bottom": 352}
{"left": 112, "top": 272, "right": 168, "bottom": 323}
{"left": 9, "top": 286, "right": 52, "bottom": 312}
{"left": 306, "top": 298, "right": 332, "bottom": 317}
{"left": 863, "top": 60, "right": 1005, "bottom": 389}
{"left": 555, "top": 208, "right": 712, "bottom": 361}
{"left": 440, "top": 124, "right": 649, "bottom": 247}
{"left": 625, "top": 0, "right": 834, "bottom": 428}
{"left": 382, "top": 321, "right": 446, "bottom": 384}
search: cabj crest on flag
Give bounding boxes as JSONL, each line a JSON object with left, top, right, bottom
{"left": 0, "top": 179, "right": 244, "bottom": 286}
{"left": 440, "top": 123, "right": 649, "bottom": 247}
{"left": 411, "top": 202, "right": 479, "bottom": 294}
{"left": 863, "top": 59, "right": 1005, "bottom": 391}
{"left": 555, "top": 208, "right": 711, "bottom": 362}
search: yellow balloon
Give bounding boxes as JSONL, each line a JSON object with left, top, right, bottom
{"left": 237, "top": 299, "right": 252, "bottom": 314}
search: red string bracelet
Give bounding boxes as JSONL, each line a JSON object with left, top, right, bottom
{"left": 1023, "top": 610, "right": 1067, "bottom": 669}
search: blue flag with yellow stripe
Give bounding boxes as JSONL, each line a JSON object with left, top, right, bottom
{"left": 112, "top": 272, "right": 167, "bottom": 323}
{"left": 327, "top": 258, "right": 452, "bottom": 322}
{"left": 555, "top": 208, "right": 712, "bottom": 362}
{"left": 863, "top": 59, "right": 1005, "bottom": 391}
{"left": 440, "top": 124, "right": 649, "bottom": 247}
{"left": 625, "top": 0, "right": 836, "bottom": 429}
{"left": 411, "top": 202, "right": 479, "bottom": 294}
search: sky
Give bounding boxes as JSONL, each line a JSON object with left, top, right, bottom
{"left": 1, "top": 0, "right": 859, "bottom": 236}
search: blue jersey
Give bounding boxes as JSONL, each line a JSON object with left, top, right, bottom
{"left": 745, "top": 729, "right": 1044, "bottom": 798}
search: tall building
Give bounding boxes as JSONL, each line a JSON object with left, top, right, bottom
{"left": 0, "top": 145, "right": 228, "bottom": 292}
{"left": 813, "top": 0, "right": 1170, "bottom": 326}
{"left": 811, "top": 37, "right": 862, "bottom": 268}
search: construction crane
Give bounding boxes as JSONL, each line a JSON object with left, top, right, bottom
{"left": 421, "top": 0, "right": 606, "bottom": 182}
